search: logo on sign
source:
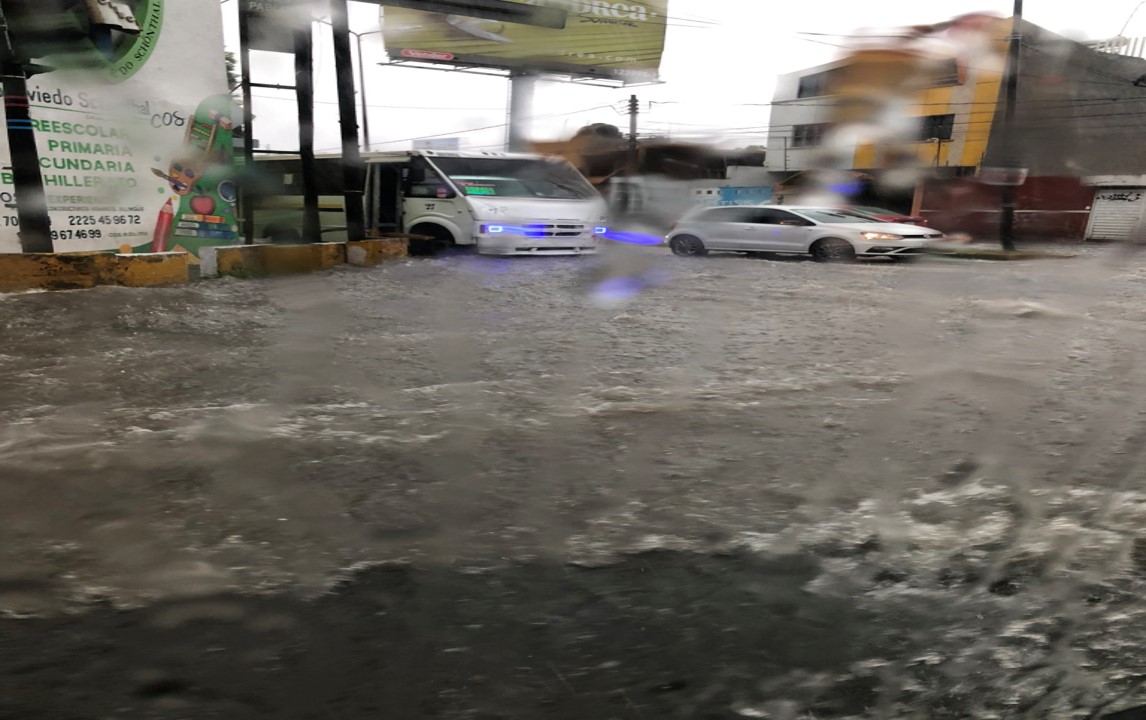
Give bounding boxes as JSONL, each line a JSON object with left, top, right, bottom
{"left": 1100, "top": 191, "right": 1143, "bottom": 203}
{"left": 401, "top": 49, "right": 456, "bottom": 61}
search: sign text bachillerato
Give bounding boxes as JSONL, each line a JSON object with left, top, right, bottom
{"left": 0, "top": 0, "right": 239, "bottom": 258}
{"left": 382, "top": 0, "right": 669, "bottom": 81}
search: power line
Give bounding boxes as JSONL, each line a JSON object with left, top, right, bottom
{"left": 251, "top": 94, "right": 504, "bottom": 111}
{"left": 315, "top": 104, "right": 617, "bottom": 153}
{"left": 1120, "top": 1, "right": 1146, "bottom": 36}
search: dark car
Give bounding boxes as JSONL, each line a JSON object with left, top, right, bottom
{"left": 844, "top": 205, "right": 928, "bottom": 226}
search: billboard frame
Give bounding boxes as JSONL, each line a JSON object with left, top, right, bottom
{"left": 380, "top": 58, "right": 665, "bottom": 89}
{"left": 379, "top": 2, "right": 668, "bottom": 86}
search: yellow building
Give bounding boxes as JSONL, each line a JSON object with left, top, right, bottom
{"left": 766, "top": 17, "right": 1012, "bottom": 176}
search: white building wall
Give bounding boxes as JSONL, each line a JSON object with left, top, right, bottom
{"left": 766, "top": 61, "right": 855, "bottom": 174}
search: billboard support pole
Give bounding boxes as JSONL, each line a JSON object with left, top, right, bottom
{"left": 0, "top": 4, "right": 52, "bottom": 253}
{"left": 330, "top": 0, "right": 364, "bottom": 242}
{"left": 294, "top": 24, "right": 320, "bottom": 243}
{"left": 238, "top": 0, "right": 255, "bottom": 245}
{"left": 507, "top": 71, "right": 535, "bottom": 152}
{"left": 0, "top": 65, "right": 52, "bottom": 254}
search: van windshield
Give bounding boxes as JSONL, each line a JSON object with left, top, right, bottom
{"left": 429, "top": 157, "right": 597, "bottom": 200}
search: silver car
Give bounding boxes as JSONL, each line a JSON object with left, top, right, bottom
{"left": 667, "top": 205, "right": 945, "bottom": 261}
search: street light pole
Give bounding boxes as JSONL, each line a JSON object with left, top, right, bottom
{"left": 344, "top": 27, "right": 383, "bottom": 152}
{"left": 316, "top": 19, "right": 380, "bottom": 152}
{"left": 355, "top": 32, "right": 371, "bottom": 151}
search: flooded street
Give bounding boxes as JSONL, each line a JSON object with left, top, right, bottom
{"left": 5, "top": 246, "right": 1146, "bottom": 718}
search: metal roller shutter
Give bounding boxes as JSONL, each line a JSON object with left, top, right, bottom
{"left": 1086, "top": 188, "right": 1146, "bottom": 241}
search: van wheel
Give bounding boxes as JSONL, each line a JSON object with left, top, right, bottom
{"left": 811, "top": 238, "right": 856, "bottom": 263}
{"left": 265, "top": 224, "right": 301, "bottom": 244}
{"left": 408, "top": 224, "right": 456, "bottom": 256}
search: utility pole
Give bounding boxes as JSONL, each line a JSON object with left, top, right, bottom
{"left": 627, "top": 94, "right": 639, "bottom": 175}
{"left": 0, "top": 4, "right": 52, "bottom": 253}
{"left": 329, "top": 0, "right": 364, "bottom": 242}
{"left": 998, "top": 0, "right": 1022, "bottom": 252}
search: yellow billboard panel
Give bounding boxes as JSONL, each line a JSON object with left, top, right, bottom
{"left": 382, "top": 0, "right": 668, "bottom": 81}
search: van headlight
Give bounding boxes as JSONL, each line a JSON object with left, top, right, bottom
{"left": 861, "top": 232, "right": 902, "bottom": 240}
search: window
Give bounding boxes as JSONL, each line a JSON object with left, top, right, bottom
{"left": 750, "top": 209, "right": 809, "bottom": 225}
{"left": 793, "top": 123, "right": 828, "bottom": 148}
{"left": 429, "top": 156, "right": 597, "bottom": 200}
{"left": 796, "top": 208, "right": 877, "bottom": 224}
{"left": 700, "top": 207, "right": 757, "bottom": 223}
{"left": 797, "top": 70, "right": 834, "bottom": 98}
{"left": 931, "top": 59, "right": 960, "bottom": 86}
{"left": 918, "top": 114, "right": 954, "bottom": 141}
{"left": 406, "top": 156, "right": 456, "bottom": 199}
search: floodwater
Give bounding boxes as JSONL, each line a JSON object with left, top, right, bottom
{"left": 4, "top": 245, "right": 1146, "bottom": 718}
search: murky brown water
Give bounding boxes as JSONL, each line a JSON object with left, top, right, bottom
{"left": 4, "top": 245, "right": 1146, "bottom": 717}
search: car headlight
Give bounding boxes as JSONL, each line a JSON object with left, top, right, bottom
{"left": 861, "top": 232, "right": 903, "bottom": 240}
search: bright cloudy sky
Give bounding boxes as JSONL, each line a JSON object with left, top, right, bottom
{"left": 222, "top": 0, "right": 1146, "bottom": 153}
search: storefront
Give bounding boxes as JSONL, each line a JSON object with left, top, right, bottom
{"left": 1083, "top": 178, "right": 1146, "bottom": 241}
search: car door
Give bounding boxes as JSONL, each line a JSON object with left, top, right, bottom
{"left": 739, "top": 208, "right": 815, "bottom": 252}
{"left": 692, "top": 207, "right": 757, "bottom": 250}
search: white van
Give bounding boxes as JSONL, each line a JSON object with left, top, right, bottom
{"left": 253, "top": 150, "right": 609, "bottom": 255}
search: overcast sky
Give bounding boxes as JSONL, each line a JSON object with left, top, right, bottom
{"left": 223, "top": 0, "right": 1146, "bottom": 153}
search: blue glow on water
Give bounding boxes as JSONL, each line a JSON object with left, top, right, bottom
{"left": 601, "top": 230, "right": 663, "bottom": 246}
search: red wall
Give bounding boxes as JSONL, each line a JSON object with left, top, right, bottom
{"left": 918, "top": 176, "right": 1094, "bottom": 241}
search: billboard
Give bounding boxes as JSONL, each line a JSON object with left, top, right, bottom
{"left": 0, "top": 0, "right": 238, "bottom": 258}
{"left": 382, "top": 0, "right": 668, "bottom": 81}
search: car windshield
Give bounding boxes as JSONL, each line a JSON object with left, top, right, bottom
{"left": 798, "top": 208, "right": 879, "bottom": 223}
{"left": 853, "top": 206, "right": 899, "bottom": 215}
{"left": 429, "top": 157, "right": 598, "bottom": 200}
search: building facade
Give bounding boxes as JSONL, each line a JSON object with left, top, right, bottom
{"left": 768, "top": 18, "right": 1146, "bottom": 241}
{"left": 766, "top": 41, "right": 1003, "bottom": 176}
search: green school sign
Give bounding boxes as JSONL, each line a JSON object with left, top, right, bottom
{"left": 108, "top": 0, "right": 166, "bottom": 81}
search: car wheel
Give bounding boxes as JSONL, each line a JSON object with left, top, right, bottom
{"left": 669, "top": 234, "right": 708, "bottom": 257}
{"left": 811, "top": 238, "right": 857, "bottom": 263}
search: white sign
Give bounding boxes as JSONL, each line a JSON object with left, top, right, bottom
{"left": 413, "top": 138, "right": 462, "bottom": 151}
{"left": 0, "top": 0, "right": 238, "bottom": 257}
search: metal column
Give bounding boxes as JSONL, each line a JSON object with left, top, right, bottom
{"left": 506, "top": 72, "right": 536, "bottom": 152}
{"left": 330, "top": 0, "right": 364, "bottom": 241}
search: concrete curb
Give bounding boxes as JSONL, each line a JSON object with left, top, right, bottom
{"left": 0, "top": 251, "right": 190, "bottom": 293}
{"left": 1, "top": 237, "right": 411, "bottom": 292}
{"left": 199, "top": 238, "right": 409, "bottom": 279}
{"left": 115, "top": 252, "right": 191, "bottom": 287}
{"left": 924, "top": 245, "right": 1078, "bottom": 261}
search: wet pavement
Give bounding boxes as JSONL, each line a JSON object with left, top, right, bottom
{"left": 5, "top": 245, "right": 1146, "bottom": 718}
